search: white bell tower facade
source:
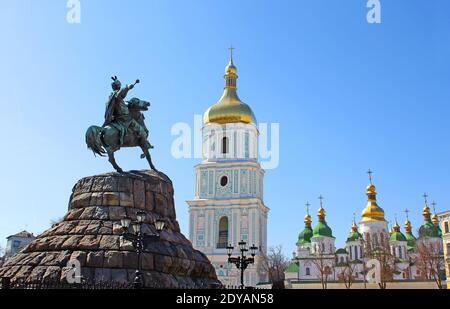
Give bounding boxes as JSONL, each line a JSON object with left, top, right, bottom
{"left": 187, "top": 50, "right": 269, "bottom": 287}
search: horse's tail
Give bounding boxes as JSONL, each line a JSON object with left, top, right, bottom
{"left": 85, "top": 125, "right": 106, "bottom": 156}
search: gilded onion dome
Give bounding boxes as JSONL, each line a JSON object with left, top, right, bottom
{"left": 418, "top": 194, "right": 440, "bottom": 238}
{"left": 404, "top": 211, "right": 416, "bottom": 251}
{"left": 431, "top": 202, "right": 442, "bottom": 237}
{"left": 361, "top": 182, "right": 386, "bottom": 223}
{"left": 297, "top": 203, "right": 313, "bottom": 246}
{"left": 203, "top": 48, "right": 257, "bottom": 125}
{"left": 312, "top": 197, "right": 334, "bottom": 238}
{"left": 390, "top": 221, "right": 407, "bottom": 242}
{"left": 347, "top": 219, "right": 362, "bottom": 242}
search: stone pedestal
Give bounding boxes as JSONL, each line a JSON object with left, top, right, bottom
{"left": 0, "top": 170, "right": 219, "bottom": 288}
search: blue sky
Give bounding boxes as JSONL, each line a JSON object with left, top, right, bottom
{"left": 0, "top": 0, "right": 449, "bottom": 254}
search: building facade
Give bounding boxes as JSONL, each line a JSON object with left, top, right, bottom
{"left": 437, "top": 210, "right": 450, "bottom": 289}
{"left": 4, "top": 231, "right": 36, "bottom": 259}
{"left": 285, "top": 175, "right": 446, "bottom": 285}
{"left": 187, "top": 51, "right": 269, "bottom": 286}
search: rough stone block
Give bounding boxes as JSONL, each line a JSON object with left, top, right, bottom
{"left": 109, "top": 206, "right": 126, "bottom": 220}
{"left": 99, "top": 235, "right": 120, "bottom": 250}
{"left": 117, "top": 177, "right": 132, "bottom": 192}
{"left": 71, "top": 193, "right": 92, "bottom": 208}
{"left": 102, "top": 192, "right": 120, "bottom": 206}
{"left": 133, "top": 179, "right": 145, "bottom": 209}
{"left": 78, "top": 235, "right": 101, "bottom": 250}
{"left": 90, "top": 177, "right": 105, "bottom": 192}
{"left": 119, "top": 192, "right": 133, "bottom": 207}
{"left": 86, "top": 251, "right": 104, "bottom": 267}
{"left": 89, "top": 192, "right": 103, "bottom": 206}
{"left": 103, "top": 176, "right": 118, "bottom": 192}
{"left": 104, "top": 251, "right": 123, "bottom": 268}
{"left": 145, "top": 191, "right": 154, "bottom": 212}
{"left": 61, "top": 235, "right": 83, "bottom": 250}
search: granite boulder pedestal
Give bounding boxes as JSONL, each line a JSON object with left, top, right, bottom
{"left": 0, "top": 170, "right": 220, "bottom": 288}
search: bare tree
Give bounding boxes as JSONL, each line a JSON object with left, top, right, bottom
{"left": 257, "top": 245, "right": 289, "bottom": 289}
{"left": 311, "top": 245, "right": 333, "bottom": 289}
{"left": 336, "top": 262, "right": 358, "bottom": 289}
{"left": 363, "top": 234, "right": 394, "bottom": 289}
{"left": 416, "top": 242, "right": 444, "bottom": 289}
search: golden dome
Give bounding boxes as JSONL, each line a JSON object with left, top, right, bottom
{"left": 393, "top": 221, "right": 400, "bottom": 232}
{"left": 351, "top": 220, "right": 358, "bottom": 232}
{"left": 225, "top": 60, "right": 237, "bottom": 75}
{"left": 304, "top": 214, "right": 311, "bottom": 226}
{"left": 203, "top": 50, "right": 257, "bottom": 125}
{"left": 318, "top": 206, "right": 325, "bottom": 220}
{"left": 432, "top": 213, "right": 439, "bottom": 226}
{"left": 405, "top": 219, "right": 412, "bottom": 233}
{"left": 361, "top": 182, "right": 386, "bottom": 223}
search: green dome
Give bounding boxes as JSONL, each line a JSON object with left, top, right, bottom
{"left": 390, "top": 231, "right": 407, "bottom": 242}
{"left": 404, "top": 232, "right": 416, "bottom": 251}
{"left": 335, "top": 248, "right": 348, "bottom": 254}
{"left": 436, "top": 226, "right": 442, "bottom": 238}
{"left": 285, "top": 261, "right": 299, "bottom": 273}
{"left": 346, "top": 230, "right": 362, "bottom": 242}
{"left": 418, "top": 220, "right": 440, "bottom": 238}
{"left": 312, "top": 220, "right": 333, "bottom": 238}
{"left": 296, "top": 227, "right": 313, "bottom": 246}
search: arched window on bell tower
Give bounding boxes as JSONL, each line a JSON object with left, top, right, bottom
{"left": 217, "top": 217, "right": 229, "bottom": 248}
{"left": 222, "top": 136, "right": 229, "bottom": 154}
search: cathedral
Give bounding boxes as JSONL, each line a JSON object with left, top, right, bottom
{"left": 285, "top": 173, "right": 445, "bottom": 284}
{"left": 187, "top": 50, "right": 269, "bottom": 286}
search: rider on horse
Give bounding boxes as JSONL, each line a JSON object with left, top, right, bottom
{"left": 103, "top": 76, "right": 147, "bottom": 147}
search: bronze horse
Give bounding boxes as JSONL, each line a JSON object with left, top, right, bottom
{"left": 85, "top": 98, "right": 157, "bottom": 173}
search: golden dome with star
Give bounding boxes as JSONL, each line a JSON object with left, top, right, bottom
{"left": 203, "top": 49, "right": 257, "bottom": 125}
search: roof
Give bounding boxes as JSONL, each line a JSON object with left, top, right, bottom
{"left": 285, "top": 261, "right": 299, "bottom": 273}
{"left": 346, "top": 230, "right": 362, "bottom": 242}
{"left": 390, "top": 231, "right": 407, "bottom": 242}
{"left": 418, "top": 220, "right": 440, "bottom": 238}
{"left": 7, "top": 230, "right": 35, "bottom": 239}
{"left": 404, "top": 232, "right": 416, "bottom": 251}
{"left": 296, "top": 227, "right": 313, "bottom": 246}
{"left": 335, "top": 248, "right": 348, "bottom": 254}
{"left": 312, "top": 220, "right": 333, "bottom": 238}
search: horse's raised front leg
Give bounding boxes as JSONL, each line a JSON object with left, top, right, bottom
{"left": 140, "top": 139, "right": 158, "bottom": 172}
{"left": 106, "top": 147, "right": 124, "bottom": 173}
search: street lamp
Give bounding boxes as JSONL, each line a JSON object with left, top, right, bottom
{"left": 120, "top": 211, "right": 166, "bottom": 289}
{"left": 227, "top": 241, "right": 258, "bottom": 289}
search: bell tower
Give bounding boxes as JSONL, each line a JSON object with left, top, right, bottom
{"left": 187, "top": 49, "right": 269, "bottom": 286}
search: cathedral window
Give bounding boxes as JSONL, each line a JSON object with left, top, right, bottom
{"left": 444, "top": 221, "right": 449, "bottom": 233}
{"left": 222, "top": 136, "right": 229, "bottom": 154}
{"left": 217, "top": 217, "right": 229, "bottom": 248}
{"left": 305, "top": 267, "right": 310, "bottom": 276}
{"left": 220, "top": 176, "right": 228, "bottom": 187}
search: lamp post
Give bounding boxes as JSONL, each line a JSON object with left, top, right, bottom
{"left": 226, "top": 241, "right": 258, "bottom": 289}
{"left": 120, "top": 211, "right": 165, "bottom": 289}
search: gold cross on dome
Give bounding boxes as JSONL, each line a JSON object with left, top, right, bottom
{"left": 318, "top": 194, "right": 324, "bottom": 207}
{"left": 305, "top": 202, "right": 310, "bottom": 215}
{"left": 367, "top": 169, "right": 373, "bottom": 184}
{"left": 405, "top": 208, "right": 410, "bottom": 220}
{"left": 423, "top": 193, "right": 428, "bottom": 205}
{"left": 229, "top": 45, "right": 235, "bottom": 61}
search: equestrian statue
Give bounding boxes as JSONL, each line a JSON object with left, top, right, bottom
{"left": 85, "top": 76, "right": 157, "bottom": 173}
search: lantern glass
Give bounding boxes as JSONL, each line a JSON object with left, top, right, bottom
{"left": 226, "top": 245, "right": 234, "bottom": 256}
{"left": 120, "top": 218, "right": 131, "bottom": 229}
{"left": 250, "top": 244, "right": 258, "bottom": 256}
{"left": 136, "top": 211, "right": 146, "bottom": 223}
{"left": 132, "top": 223, "right": 140, "bottom": 234}
{"left": 155, "top": 219, "right": 165, "bottom": 232}
{"left": 238, "top": 240, "right": 246, "bottom": 251}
